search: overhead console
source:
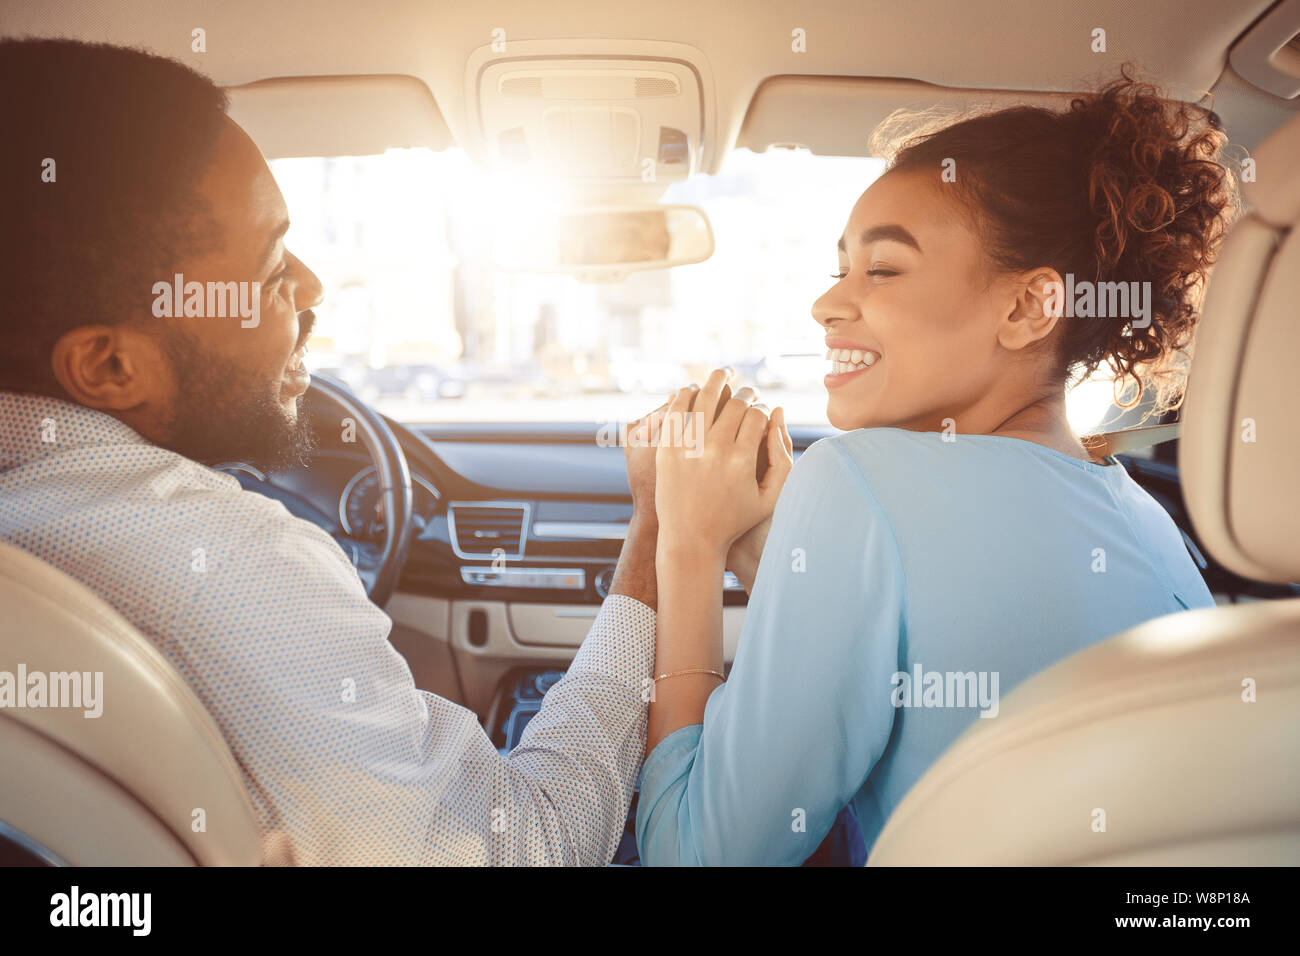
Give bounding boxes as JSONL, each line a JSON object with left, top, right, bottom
{"left": 464, "top": 38, "right": 716, "bottom": 196}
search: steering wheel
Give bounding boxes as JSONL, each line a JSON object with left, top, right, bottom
{"left": 305, "top": 374, "right": 414, "bottom": 607}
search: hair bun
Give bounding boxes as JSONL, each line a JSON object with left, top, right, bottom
{"left": 1065, "top": 66, "right": 1238, "bottom": 410}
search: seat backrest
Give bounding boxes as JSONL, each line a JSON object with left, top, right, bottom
{"left": 869, "top": 109, "right": 1300, "bottom": 866}
{"left": 0, "top": 540, "right": 261, "bottom": 865}
{"left": 1179, "top": 111, "right": 1300, "bottom": 585}
{"left": 867, "top": 599, "right": 1300, "bottom": 865}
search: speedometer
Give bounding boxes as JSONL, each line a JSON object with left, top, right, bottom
{"left": 339, "top": 466, "right": 439, "bottom": 537}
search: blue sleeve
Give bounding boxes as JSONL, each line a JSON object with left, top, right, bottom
{"left": 636, "top": 437, "right": 908, "bottom": 865}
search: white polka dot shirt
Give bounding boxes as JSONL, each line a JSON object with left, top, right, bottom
{"left": 0, "top": 390, "right": 656, "bottom": 865}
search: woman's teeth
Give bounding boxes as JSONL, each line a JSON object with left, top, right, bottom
{"left": 825, "top": 347, "right": 878, "bottom": 374}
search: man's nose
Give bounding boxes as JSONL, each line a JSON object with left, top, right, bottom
{"left": 295, "top": 257, "right": 324, "bottom": 311}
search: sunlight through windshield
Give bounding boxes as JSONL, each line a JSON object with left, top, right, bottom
{"left": 270, "top": 147, "right": 1121, "bottom": 432}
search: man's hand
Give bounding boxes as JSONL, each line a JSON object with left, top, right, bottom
{"left": 610, "top": 399, "right": 676, "bottom": 612}
{"left": 624, "top": 402, "right": 667, "bottom": 524}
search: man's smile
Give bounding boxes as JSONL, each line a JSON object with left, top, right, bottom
{"left": 281, "top": 310, "right": 315, "bottom": 400}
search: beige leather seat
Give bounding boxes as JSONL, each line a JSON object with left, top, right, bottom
{"left": 0, "top": 541, "right": 261, "bottom": 865}
{"left": 869, "top": 112, "right": 1300, "bottom": 866}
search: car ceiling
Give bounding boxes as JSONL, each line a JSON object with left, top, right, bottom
{"left": 4, "top": 1, "right": 1298, "bottom": 170}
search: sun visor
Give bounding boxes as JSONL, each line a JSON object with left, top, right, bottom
{"left": 227, "top": 75, "right": 454, "bottom": 159}
{"left": 739, "top": 76, "right": 1076, "bottom": 158}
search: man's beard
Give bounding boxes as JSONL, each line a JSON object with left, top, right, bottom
{"left": 159, "top": 330, "right": 316, "bottom": 472}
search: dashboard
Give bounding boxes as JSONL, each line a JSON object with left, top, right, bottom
{"left": 215, "top": 415, "right": 1300, "bottom": 610}
{"left": 214, "top": 417, "right": 778, "bottom": 609}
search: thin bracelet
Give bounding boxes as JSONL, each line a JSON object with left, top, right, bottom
{"left": 653, "top": 667, "right": 726, "bottom": 684}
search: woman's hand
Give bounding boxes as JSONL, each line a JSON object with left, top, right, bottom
{"left": 726, "top": 515, "right": 771, "bottom": 594}
{"left": 624, "top": 380, "right": 749, "bottom": 522}
{"left": 724, "top": 409, "right": 792, "bottom": 591}
{"left": 655, "top": 368, "right": 793, "bottom": 558}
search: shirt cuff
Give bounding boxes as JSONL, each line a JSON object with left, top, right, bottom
{"left": 567, "top": 592, "right": 656, "bottom": 689}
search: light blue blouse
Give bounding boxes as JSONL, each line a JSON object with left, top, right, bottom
{"left": 636, "top": 427, "right": 1214, "bottom": 865}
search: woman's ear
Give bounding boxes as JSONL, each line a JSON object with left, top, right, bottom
{"left": 997, "top": 267, "right": 1066, "bottom": 352}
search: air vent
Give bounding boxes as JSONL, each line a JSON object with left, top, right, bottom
{"left": 449, "top": 502, "right": 529, "bottom": 559}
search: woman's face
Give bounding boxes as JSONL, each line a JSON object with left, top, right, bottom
{"left": 812, "top": 169, "right": 1037, "bottom": 433}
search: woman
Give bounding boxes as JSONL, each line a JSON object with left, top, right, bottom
{"left": 632, "top": 67, "right": 1239, "bottom": 865}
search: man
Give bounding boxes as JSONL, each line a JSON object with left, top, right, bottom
{"left": 0, "top": 38, "right": 661, "bottom": 865}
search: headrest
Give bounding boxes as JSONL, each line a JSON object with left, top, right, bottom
{"left": 1244, "top": 110, "right": 1300, "bottom": 226}
{"left": 1179, "top": 112, "right": 1300, "bottom": 584}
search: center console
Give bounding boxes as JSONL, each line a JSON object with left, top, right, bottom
{"left": 488, "top": 666, "right": 862, "bottom": 865}
{"left": 491, "top": 667, "right": 642, "bottom": 864}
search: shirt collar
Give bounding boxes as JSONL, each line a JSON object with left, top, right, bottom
{"left": 0, "top": 389, "right": 152, "bottom": 470}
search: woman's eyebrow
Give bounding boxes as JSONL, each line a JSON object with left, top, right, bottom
{"left": 837, "top": 224, "right": 922, "bottom": 253}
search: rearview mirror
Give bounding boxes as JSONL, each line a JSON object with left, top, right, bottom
{"left": 494, "top": 204, "right": 714, "bottom": 282}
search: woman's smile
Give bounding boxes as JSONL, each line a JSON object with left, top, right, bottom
{"left": 824, "top": 339, "right": 881, "bottom": 390}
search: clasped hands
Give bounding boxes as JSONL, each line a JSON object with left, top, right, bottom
{"left": 623, "top": 367, "right": 794, "bottom": 591}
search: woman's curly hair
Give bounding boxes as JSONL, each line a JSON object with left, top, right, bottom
{"left": 870, "top": 63, "right": 1242, "bottom": 418}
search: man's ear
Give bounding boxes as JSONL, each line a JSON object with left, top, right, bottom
{"left": 996, "top": 268, "right": 1065, "bottom": 352}
{"left": 50, "top": 323, "right": 168, "bottom": 413}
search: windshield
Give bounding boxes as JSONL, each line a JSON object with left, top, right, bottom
{"left": 270, "top": 147, "right": 1120, "bottom": 432}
